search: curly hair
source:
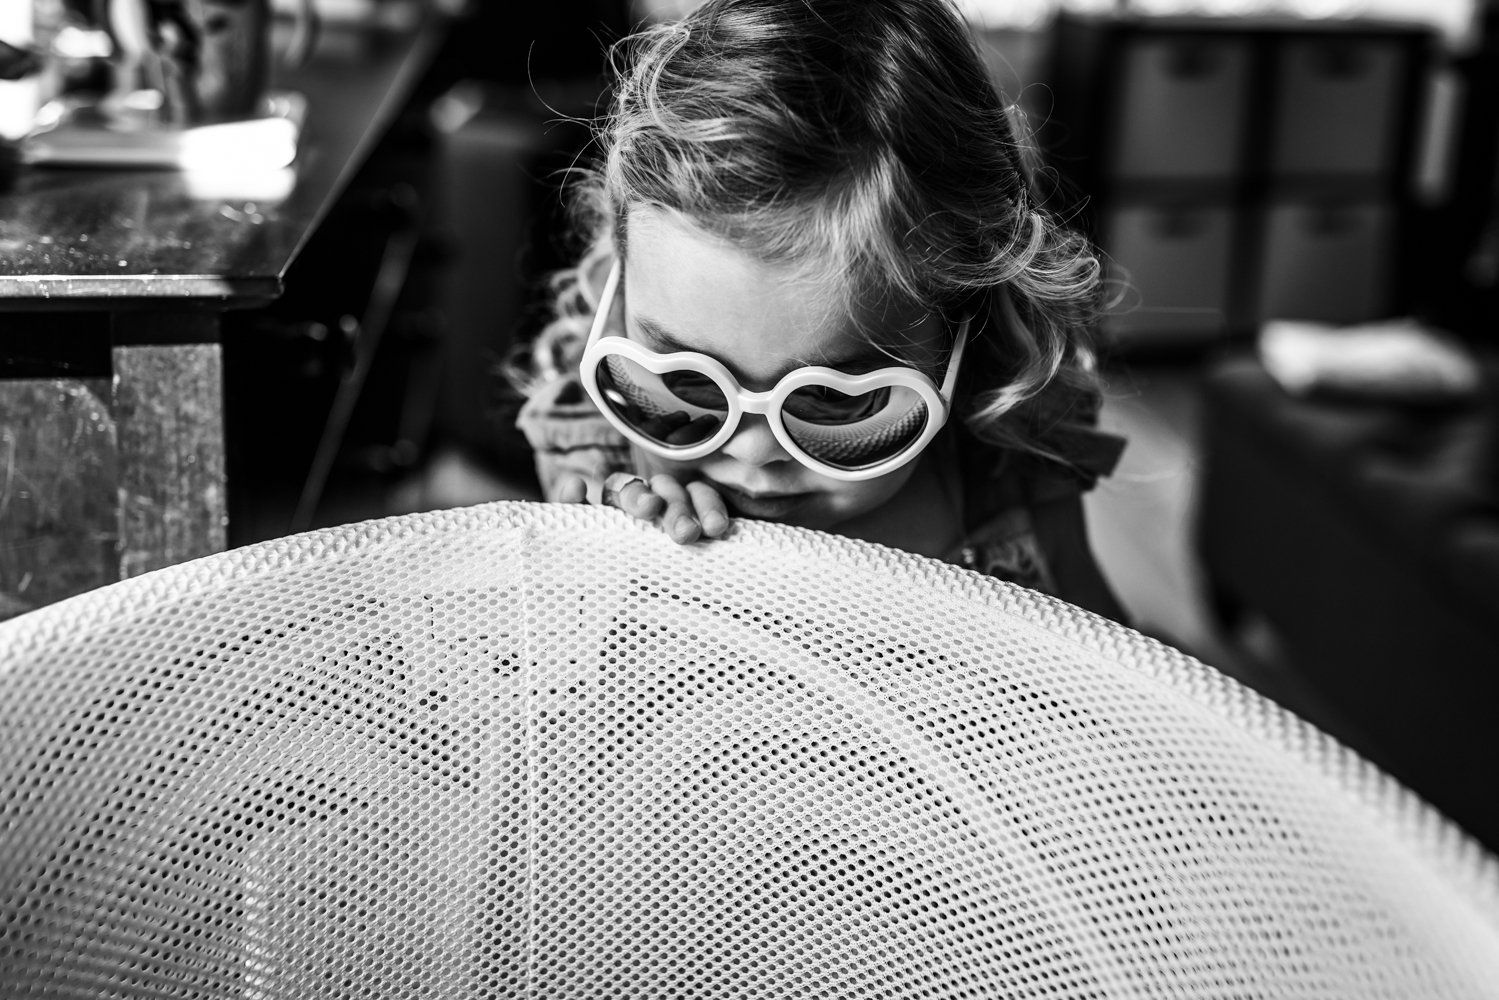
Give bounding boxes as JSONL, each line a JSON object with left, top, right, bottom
{"left": 516, "top": 0, "right": 1106, "bottom": 464}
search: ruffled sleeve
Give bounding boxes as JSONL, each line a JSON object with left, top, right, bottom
{"left": 958, "top": 378, "right": 1127, "bottom": 512}
{"left": 1021, "top": 422, "right": 1127, "bottom": 504}
{"left": 1011, "top": 379, "right": 1126, "bottom": 501}
{"left": 515, "top": 374, "right": 633, "bottom": 501}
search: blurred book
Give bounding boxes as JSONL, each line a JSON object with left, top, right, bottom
{"left": 21, "top": 91, "right": 305, "bottom": 170}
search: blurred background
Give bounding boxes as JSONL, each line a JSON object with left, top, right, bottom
{"left": 1, "top": 0, "right": 1496, "bottom": 847}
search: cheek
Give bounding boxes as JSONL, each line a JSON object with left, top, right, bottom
{"left": 797, "top": 466, "right": 916, "bottom": 527}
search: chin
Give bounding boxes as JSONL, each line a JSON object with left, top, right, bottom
{"left": 756, "top": 482, "right": 904, "bottom": 534}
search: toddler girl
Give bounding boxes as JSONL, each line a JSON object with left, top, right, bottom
{"left": 514, "top": 0, "right": 1127, "bottom": 621}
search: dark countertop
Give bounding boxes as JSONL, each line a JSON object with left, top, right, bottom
{"left": 0, "top": 14, "right": 446, "bottom": 309}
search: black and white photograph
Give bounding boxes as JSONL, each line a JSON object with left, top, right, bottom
{"left": 2, "top": 0, "right": 1497, "bottom": 995}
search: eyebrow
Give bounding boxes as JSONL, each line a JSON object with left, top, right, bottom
{"left": 631, "top": 312, "right": 893, "bottom": 382}
{"left": 632, "top": 315, "right": 699, "bottom": 354}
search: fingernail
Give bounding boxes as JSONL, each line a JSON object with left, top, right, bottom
{"left": 672, "top": 516, "right": 699, "bottom": 541}
{"left": 701, "top": 512, "right": 728, "bottom": 535}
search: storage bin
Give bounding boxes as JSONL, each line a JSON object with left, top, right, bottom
{"left": 1269, "top": 37, "right": 1410, "bottom": 179}
{"left": 1253, "top": 199, "right": 1394, "bottom": 324}
{"left": 1101, "top": 203, "right": 1237, "bottom": 343}
{"left": 1110, "top": 35, "right": 1252, "bottom": 181}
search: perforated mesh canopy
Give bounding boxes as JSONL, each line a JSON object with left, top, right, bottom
{"left": 2, "top": 500, "right": 1497, "bottom": 999}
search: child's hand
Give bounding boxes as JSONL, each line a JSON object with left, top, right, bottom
{"left": 556, "top": 472, "right": 732, "bottom": 545}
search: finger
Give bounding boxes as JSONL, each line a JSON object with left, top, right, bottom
{"left": 555, "top": 475, "right": 589, "bottom": 504}
{"left": 685, "top": 480, "right": 730, "bottom": 537}
{"left": 602, "top": 472, "right": 665, "bottom": 519}
{"left": 598, "top": 472, "right": 633, "bottom": 507}
{"left": 649, "top": 474, "right": 701, "bottom": 544}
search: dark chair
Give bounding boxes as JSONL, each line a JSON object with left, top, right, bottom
{"left": 1197, "top": 351, "right": 1499, "bottom": 850}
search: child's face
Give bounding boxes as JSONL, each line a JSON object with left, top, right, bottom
{"left": 619, "top": 205, "right": 947, "bottom": 532}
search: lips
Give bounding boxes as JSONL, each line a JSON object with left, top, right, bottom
{"left": 707, "top": 480, "right": 811, "bottom": 520}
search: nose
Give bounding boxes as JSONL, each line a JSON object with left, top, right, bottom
{"left": 718, "top": 411, "right": 793, "bottom": 468}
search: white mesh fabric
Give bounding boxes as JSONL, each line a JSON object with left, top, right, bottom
{"left": 2, "top": 500, "right": 1497, "bottom": 999}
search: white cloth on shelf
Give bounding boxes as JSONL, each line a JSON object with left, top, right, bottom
{"left": 1259, "top": 318, "right": 1483, "bottom": 401}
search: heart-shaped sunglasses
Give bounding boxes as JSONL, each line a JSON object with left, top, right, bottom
{"left": 580, "top": 261, "right": 969, "bottom": 482}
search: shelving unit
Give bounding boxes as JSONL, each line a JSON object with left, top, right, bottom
{"left": 1043, "top": 13, "right": 1434, "bottom": 350}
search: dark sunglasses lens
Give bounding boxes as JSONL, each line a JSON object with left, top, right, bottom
{"left": 782, "top": 383, "right": 930, "bottom": 470}
{"left": 596, "top": 353, "right": 727, "bottom": 448}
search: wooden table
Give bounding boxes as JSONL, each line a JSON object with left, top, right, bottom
{"left": 0, "top": 14, "right": 449, "bottom": 618}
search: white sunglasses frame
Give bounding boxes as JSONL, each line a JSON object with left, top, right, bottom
{"left": 579, "top": 259, "right": 970, "bottom": 482}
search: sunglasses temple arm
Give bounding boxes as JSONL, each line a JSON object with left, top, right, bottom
{"left": 586, "top": 259, "right": 623, "bottom": 350}
{"left": 939, "top": 317, "right": 971, "bottom": 398}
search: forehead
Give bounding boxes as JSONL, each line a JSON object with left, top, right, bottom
{"left": 620, "top": 206, "right": 929, "bottom": 383}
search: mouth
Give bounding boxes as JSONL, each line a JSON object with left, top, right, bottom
{"left": 707, "top": 480, "right": 812, "bottom": 520}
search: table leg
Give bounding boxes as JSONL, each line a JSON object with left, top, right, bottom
{"left": 113, "top": 342, "right": 228, "bottom": 580}
{"left": 0, "top": 377, "right": 117, "bottom": 617}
